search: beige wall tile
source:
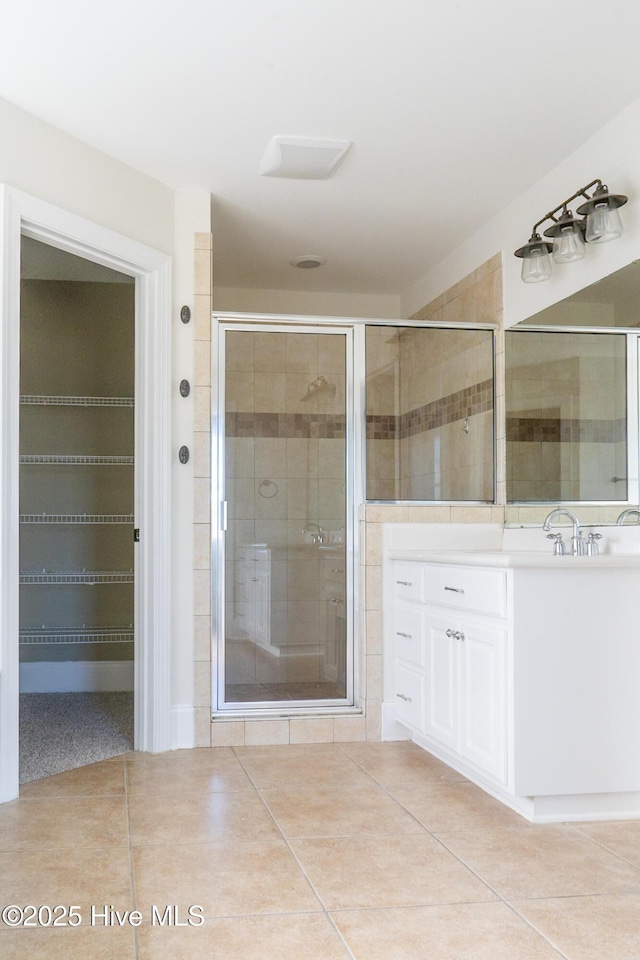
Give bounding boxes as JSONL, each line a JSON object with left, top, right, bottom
{"left": 194, "top": 615, "right": 211, "bottom": 661}
{"left": 245, "top": 720, "right": 291, "bottom": 745}
{"left": 365, "top": 700, "right": 382, "bottom": 741}
{"left": 365, "top": 610, "right": 382, "bottom": 656}
{"left": 366, "top": 655, "right": 383, "bottom": 700}
{"left": 333, "top": 716, "right": 367, "bottom": 741}
{"left": 193, "top": 385, "right": 211, "bottom": 432}
{"left": 365, "top": 522, "right": 382, "bottom": 564}
{"left": 194, "top": 569, "right": 211, "bottom": 616}
{"left": 194, "top": 232, "right": 212, "bottom": 250}
{"left": 365, "top": 565, "right": 382, "bottom": 611}
{"left": 210, "top": 720, "right": 246, "bottom": 747}
{"left": 194, "top": 707, "right": 212, "bottom": 747}
{"left": 450, "top": 506, "right": 494, "bottom": 523}
{"left": 193, "top": 431, "right": 211, "bottom": 478}
{"left": 193, "top": 523, "right": 211, "bottom": 570}
{"left": 194, "top": 661, "right": 211, "bottom": 708}
{"left": 254, "top": 332, "right": 288, "bottom": 372}
{"left": 194, "top": 478, "right": 210, "bottom": 523}
{"left": 194, "top": 295, "right": 212, "bottom": 341}
{"left": 194, "top": 248, "right": 212, "bottom": 296}
{"left": 194, "top": 340, "right": 211, "bottom": 387}
{"left": 255, "top": 372, "right": 287, "bottom": 413}
{"left": 289, "top": 718, "right": 335, "bottom": 744}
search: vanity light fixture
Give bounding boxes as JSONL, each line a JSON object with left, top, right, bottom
{"left": 514, "top": 179, "right": 628, "bottom": 283}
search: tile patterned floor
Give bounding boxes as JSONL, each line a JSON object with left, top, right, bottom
{"left": 2, "top": 741, "right": 640, "bottom": 958}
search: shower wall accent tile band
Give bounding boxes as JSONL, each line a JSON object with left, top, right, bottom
{"left": 226, "top": 412, "right": 346, "bottom": 439}
{"left": 368, "top": 379, "right": 493, "bottom": 440}
{"left": 507, "top": 417, "right": 626, "bottom": 443}
{"left": 226, "top": 378, "right": 493, "bottom": 441}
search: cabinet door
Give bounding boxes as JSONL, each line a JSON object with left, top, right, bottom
{"left": 459, "top": 619, "right": 506, "bottom": 783}
{"left": 424, "top": 611, "right": 459, "bottom": 752}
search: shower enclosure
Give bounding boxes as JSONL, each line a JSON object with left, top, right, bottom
{"left": 214, "top": 322, "right": 355, "bottom": 711}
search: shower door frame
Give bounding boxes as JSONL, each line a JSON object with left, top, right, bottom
{"left": 212, "top": 315, "right": 362, "bottom": 716}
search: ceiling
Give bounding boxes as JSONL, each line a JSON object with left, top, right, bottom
{"left": 3, "top": 1, "right": 640, "bottom": 296}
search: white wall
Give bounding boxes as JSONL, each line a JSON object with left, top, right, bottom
{"left": 0, "top": 98, "right": 174, "bottom": 252}
{"left": 215, "top": 285, "right": 401, "bottom": 319}
{"left": 401, "top": 96, "right": 640, "bottom": 328}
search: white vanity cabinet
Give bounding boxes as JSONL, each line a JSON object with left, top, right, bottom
{"left": 393, "top": 561, "right": 507, "bottom": 784}
{"left": 388, "top": 551, "right": 640, "bottom": 822}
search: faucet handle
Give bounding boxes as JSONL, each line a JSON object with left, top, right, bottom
{"left": 546, "top": 533, "right": 566, "bottom": 556}
{"left": 586, "top": 532, "right": 603, "bottom": 557}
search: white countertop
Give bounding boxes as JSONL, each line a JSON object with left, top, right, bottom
{"left": 389, "top": 549, "right": 640, "bottom": 568}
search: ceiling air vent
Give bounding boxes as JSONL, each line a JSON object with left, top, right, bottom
{"left": 259, "top": 136, "right": 351, "bottom": 180}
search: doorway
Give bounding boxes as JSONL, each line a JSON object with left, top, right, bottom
{"left": 0, "top": 186, "right": 172, "bottom": 803}
{"left": 214, "top": 322, "right": 355, "bottom": 712}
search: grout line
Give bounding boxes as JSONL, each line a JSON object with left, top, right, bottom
{"left": 231, "top": 746, "right": 355, "bottom": 957}
{"left": 503, "top": 900, "right": 572, "bottom": 960}
{"left": 123, "top": 758, "right": 140, "bottom": 960}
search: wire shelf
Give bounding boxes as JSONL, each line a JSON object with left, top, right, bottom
{"left": 20, "top": 455, "right": 134, "bottom": 465}
{"left": 21, "top": 395, "right": 134, "bottom": 407}
{"left": 20, "top": 513, "right": 134, "bottom": 524}
{"left": 20, "top": 570, "right": 134, "bottom": 584}
{"left": 19, "top": 626, "right": 134, "bottom": 645}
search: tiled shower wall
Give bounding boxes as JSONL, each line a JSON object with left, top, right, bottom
{"left": 365, "top": 326, "right": 494, "bottom": 500}
{"left": 194, "top": 245, "right": 505, "bottom": 747}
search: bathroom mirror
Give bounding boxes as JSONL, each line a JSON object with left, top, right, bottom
{"left": 505, "top": 259, "right": 640, "bottom": 525}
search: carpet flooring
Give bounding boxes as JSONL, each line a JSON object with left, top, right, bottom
{"left": 19, "top": 691, "right": 134, "bottom": 783}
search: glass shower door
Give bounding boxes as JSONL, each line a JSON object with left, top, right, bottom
{"left": 218, "top": 325, "right": 351, "bottom": 708}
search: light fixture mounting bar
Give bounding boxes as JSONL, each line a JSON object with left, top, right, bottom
{"left": 531, "top": 178, "right": 603, "bottom": 235}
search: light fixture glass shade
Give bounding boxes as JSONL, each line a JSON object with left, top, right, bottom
{"left": 585, "top": 201, "right": 623, "bottom": 243}
{"left": 552, "top": 223, "right": 586, "bottom": 263}
{"left": 520, "top": 244, "right": 552, "bottom": 283}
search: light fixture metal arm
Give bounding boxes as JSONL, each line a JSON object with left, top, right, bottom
{"left": 531, "top": 178, "right": 602, "bottom": 236}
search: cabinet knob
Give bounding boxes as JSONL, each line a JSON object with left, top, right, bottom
{"left": 446, "top": 628, "right": 465, "bottom": 641}
{"left": 444, "top": 586, "right": 465, "bottom": 594}
{"left": 396, "top": 580, "right": 412, "bottom": 587}
{"left": 397, "top": 631, "right": 412, "bottom": 639}
{"left": 396, "top": 693, "right": 412, "bottom": 702}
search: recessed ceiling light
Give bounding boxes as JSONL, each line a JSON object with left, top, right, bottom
{"left": 290, "top": 255, "right": 326, "bottom": 269}
{"left": 260, "top": 136, "right": 351, "bottom": 179}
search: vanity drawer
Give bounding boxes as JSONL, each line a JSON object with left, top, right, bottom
{"left": 394, "top": 664, "right": 425, "bottom": 731}
{"left": 393, "top": 562, "right": 424, "bottom": 602}
{"left": 423, "top": 565, "right": 506, "bottom": 618}
{"left": 394, "top": 603, "right": 425, "bottom": 667}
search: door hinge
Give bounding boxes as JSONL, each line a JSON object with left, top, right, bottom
{"left": 134, "top": 528, "right": 140, "bottom": 542}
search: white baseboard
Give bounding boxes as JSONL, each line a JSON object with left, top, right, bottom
{"left": 19, "top": 661, "right": 134, "bottom": 694}
{"left": 381, "top": 701, "right": 412, "bottom": 741}
{"left": 171, "top": 704, "right": 195, "bottom": 749}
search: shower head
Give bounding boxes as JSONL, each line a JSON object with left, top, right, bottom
{"left": 299, "top": 375, "right": 336, "bottom": 401}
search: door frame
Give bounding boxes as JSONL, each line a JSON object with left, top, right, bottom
{"left": 0, "top": 185, "right": 172, "bottom": 802}
{"left": 212, "top": 316, "right": 362, "bottom": 716}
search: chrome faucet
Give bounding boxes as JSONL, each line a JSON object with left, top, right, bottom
{"left": 542, "top": 508, "right": 586, "bottom": 556}
{"left": 616, "top": 508, "right": 640, "bottom": 525}
{"left": 302, "top": 523, "right": 324, "bottom": 545}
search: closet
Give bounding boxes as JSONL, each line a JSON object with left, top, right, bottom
{"left": 19, "top": 238, "right": 135, "bottom": 733}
